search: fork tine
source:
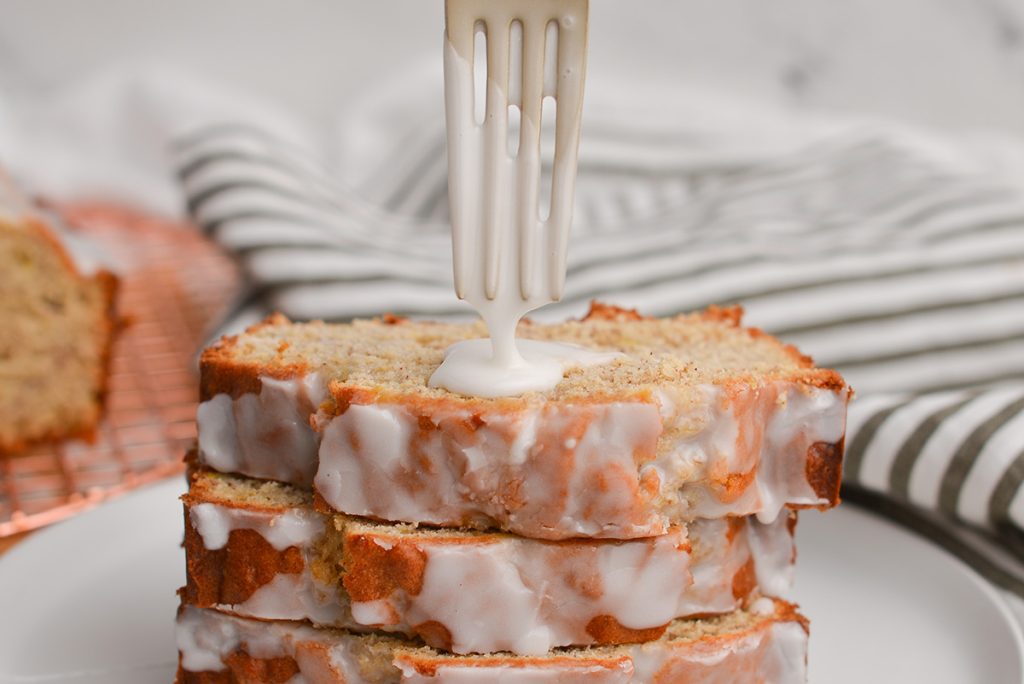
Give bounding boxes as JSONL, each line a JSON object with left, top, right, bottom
{"left": 446, "top": 0, "right": 588, "bottom": 307}
{"left": 547, "top": 0, "right": 588, "bottom": 300}
{"left": 443, "top": 3, "right": 479, "bottom": 299}
{"left": 516, "top": 16, "right": 546, "bottom": 300}
{"left": 482, "top": 17, "right": 510, "bottom": 300}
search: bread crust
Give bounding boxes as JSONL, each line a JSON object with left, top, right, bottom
{"left": 182, "top": 514, "right": 305, "bottom": 607}
{"left": 804, "top": 438, "right": 845, "bottom": 505}
{"left": 200, "top": 314, "right": 306, "bottom": 401}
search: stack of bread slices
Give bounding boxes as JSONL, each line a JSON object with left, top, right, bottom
{"left": 176, "top": 302, "right": 850, "bottom": 683}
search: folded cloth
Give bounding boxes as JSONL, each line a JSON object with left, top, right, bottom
{"left": 4, "top": 65, "right": 1024, "bottom": 599}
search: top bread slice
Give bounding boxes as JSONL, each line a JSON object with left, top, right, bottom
{"left": 198, "top": 303, "right": 849, "bottom": 540}
{"left": 0, "top": 174, "right": 119, "bottom": 453}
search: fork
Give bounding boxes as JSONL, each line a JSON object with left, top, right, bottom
{"left": 444, "top": 0, "right": 589, "bottom": 364}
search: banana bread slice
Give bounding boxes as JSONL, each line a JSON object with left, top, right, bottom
{"left": 198, "top": 303, "right": 849, "bottom": 540}
{"left": 177, "top": 598, "right": 807, "bottom": 683}
{"left": 182, "top": 469, "right": 796, "bottom": 656}
{"left": 0, "top": 174, "right": 118, "bottom": 453}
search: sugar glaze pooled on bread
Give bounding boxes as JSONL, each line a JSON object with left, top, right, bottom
{"left": 429, "top": 337, "right": 623, "bottom": 398}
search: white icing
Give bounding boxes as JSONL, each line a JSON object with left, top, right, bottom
{"left": 220, "top": 572, "right": 346, "bottom": 627}
{"left": 677, "top": 519, "right": 739, "bottom": 617}
{"left": 628, "top": 618, "right": 808, "bottom": 683}
{"left": 189, "top": 502, "right": 324, "bottom": 552}
{"left": 323, "top": 639, "right": 374, "bottom": 684}
{"left": 650, "top": 383, "right": 849, "bottom": 526}
{"left": 356, "top": 516, "right": 793, "bottom": 654}
{"left": 403, "top": 542, "right": 557, "bottom": 655}
{"left": 747, "top": 514, "right": 797, "bottom": 598}
{"left": 176, "top": 605, "right": 235, "bottom": 672}
{"left": 428, "top": 338, "right": 622, "bottom": 398}
{"left": 315, "top": 400, "right": 664, "bottom": 539}
{"left": 198, "top": 373, "right": 327, "bottom": 487}
{"left": 176, "top": 606, "right": 349, "bottom": 682}
{"left": 586, "top": 535, "right": 691, "bottom": 631}
{"left": 749, "top": 597, "right": 777, "bottom": 616}
{"left": 680, "top": 515, "right": 796, "bottom": 618}
{"left": 350, "top": 599, "right": 395, "bottom": 626}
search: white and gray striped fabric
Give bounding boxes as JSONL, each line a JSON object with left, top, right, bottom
{"left": 173, "top": 116, "right": 1024, "bottom": 594}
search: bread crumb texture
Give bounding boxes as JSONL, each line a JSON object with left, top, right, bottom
{"left": 0, "top": 216, "right": 118, "bottom": 452}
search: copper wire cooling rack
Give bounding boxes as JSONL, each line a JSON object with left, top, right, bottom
{"left": 0, "top": 204, "right": 240, "bottom": 536}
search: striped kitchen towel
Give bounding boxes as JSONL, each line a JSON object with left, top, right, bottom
{"left": 173, "top": 110, "right": 1024, "bottom": 593}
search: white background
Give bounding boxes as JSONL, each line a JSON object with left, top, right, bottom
{"left": 2, "top": 0, "right": 1024, "bottom": 136}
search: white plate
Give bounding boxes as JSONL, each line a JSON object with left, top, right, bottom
{"left": 793, "top": 507, "right": 1024, "bottom": 683}
{"left": 0, "top": 479, "right": 1021, "bottom": 683}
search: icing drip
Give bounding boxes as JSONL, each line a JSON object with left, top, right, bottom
{"left": 429, "top": 338, "right": 621, "bottom": 398}
{"left": 189, "top": 502, "right": 324, "bottom": 552}
{"left": 197, "top": 373, "right": 327, "bottom": 487}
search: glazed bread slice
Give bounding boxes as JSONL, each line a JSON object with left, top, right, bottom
{"left": 177, "top": 599, "right": 808, "bottom": 683}
{"left": 0, "top": 175, "right": 118, "bottom": 453}
{"left": 198, "top": 303, "right": 849, "bottom": 540}
{"left": 182, "top": 469, "right": 797, "bottom": 656}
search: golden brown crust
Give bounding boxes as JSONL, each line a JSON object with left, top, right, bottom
{"left": 176, "top": 654, "right": 300, "bottom": 684}
{"left": 223, "top": 653, "right": 299, "bottom": 684}
{"left": 414, "top": 620, "right": 455, "bottom": 652}
{"left": 580, "top": 300, "right": 649, "bottom": 322}
{"left": 786, "top": 512, "right": 799, "bottom": 564}
{"left": 724, "top": 516, "right": 745, "bottom": 544}
{"left": 381, "top": 312, "right": 408, "bottom": 325}
{"left": 775, "top": 600, "right": 811, "bottom": 635}
{"left": 805, "top": 439, "right": 845, "bottom": 505}
{"left": 585, "top": 615, "right": 668, "bottom": 644}
{"left": 182, "top": 510, "right": 304, "bottom": 607}
{"left": 698, "top": 303, "right": 744, "bottom": 327}
{"left": 85, "top": 269, "right": 122, "bottom": 439}
{"left": 731, "top": 558, "right": 758, "bottom": 601}
{"left": 341, "top": 533, "right": 428, "bottom": 602}
{"left": 199, "top": 314, "right": 308, "bottom": 400}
